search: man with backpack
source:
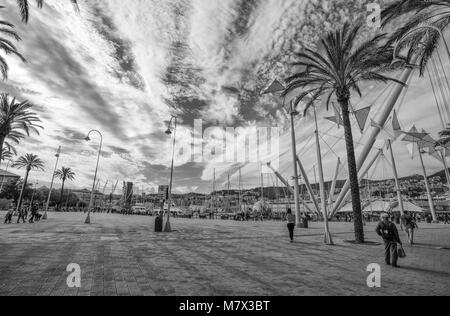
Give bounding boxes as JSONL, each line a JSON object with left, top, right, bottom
{"left": 376, "top": 213, "right": 403, "bottom": 268}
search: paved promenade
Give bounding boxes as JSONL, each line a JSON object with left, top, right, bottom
{"left": 0, "top": 212, "right": 449, "bottom": 296}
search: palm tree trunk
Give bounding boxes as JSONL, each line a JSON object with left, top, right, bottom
{"left": 340, "top": 99, "right": 365, "bottom": 243}
{"left": 16, "top": 168, "right": 30, "bottom": 213}
{"left": 59, "top": 180, "right": 65, "bottom": 211}
{"left": 0, "top": 136, "right": 4, "bottom": 163}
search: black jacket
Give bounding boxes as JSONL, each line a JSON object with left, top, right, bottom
{"left": 376, "top": 221, "right": 402, "bottom": 244}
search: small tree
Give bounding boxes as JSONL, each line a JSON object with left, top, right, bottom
{"left": 55, "top": 167, "right": 76, "bottom": 210}
{"left": 12, "top": 154, "right": 44, "bottom": 212}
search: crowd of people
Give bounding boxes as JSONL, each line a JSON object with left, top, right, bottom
{"left": 4, "top": 203, "right": 43, "bottom": 224}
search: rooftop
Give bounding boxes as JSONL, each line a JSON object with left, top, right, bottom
{"left": 0, "top": 169, "right": 20, "bottom": 178}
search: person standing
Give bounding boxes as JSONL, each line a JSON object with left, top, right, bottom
{"left": 285, "top": 208, "right": 296, "bottom": 243}
{"left": 444, "top": 213, "right": 450, "bottom": 225}
{"left": 29, "top": 205, "right": 36, "bottom": 223}
{"left": 17, "top": 208, "right": 26, "bottom": 224}
{"left": 376, "top": 213, "right": 403, "bottom": 268}
{"left": 4, "top": 209, "right": 13, "bottom": 224}
{"left": 401, "top": 211, "right": 418, "bottom": 245}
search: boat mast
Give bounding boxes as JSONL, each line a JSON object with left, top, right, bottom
{"left": 387, "top": 139, "right": 405, "bottom": 216}
{"left": 419, "top": 148, "right": 438, "bottom": 222}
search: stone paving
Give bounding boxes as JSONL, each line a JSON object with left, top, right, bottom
{"left": 0, "top": 212, "right": 449, "bottom": 296}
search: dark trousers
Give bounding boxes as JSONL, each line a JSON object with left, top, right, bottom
{"left": 17, "top": 214, "right": 26, "bottom": 223}
{"left": 287, "top": 223, "right": 295, "bottom": 241}
{"left": 384, "top": 241, "right": 398, "bottom": 266}
{"left": 4, "top": 214, "right": 12, "bottom": 224}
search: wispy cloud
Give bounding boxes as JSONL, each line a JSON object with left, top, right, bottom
{"left": 0, "top": 0, "right": 445, "bottom": 193}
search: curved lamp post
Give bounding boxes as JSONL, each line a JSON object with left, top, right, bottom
{"left": 164, "top": 116, "right": 177, "bottom": 233}
{"left": 84, "top": 130, "right": 103, "bottom": 224}
{"left": 43, "top": 146, "right": 61, "bottom": 220}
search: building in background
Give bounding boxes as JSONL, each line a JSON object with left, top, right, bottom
{"left": 0, "top": 169, "right": 20, "bottom": 187}
{"left": 72, "top": 189, "right": 104, "bottom": 207}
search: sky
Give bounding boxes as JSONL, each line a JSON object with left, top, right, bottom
{"left": 0, "top": 0, "right": 449, "bottom": 195}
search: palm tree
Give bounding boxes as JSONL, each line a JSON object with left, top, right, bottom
{"left": 0, "top": 15, "right": 26, "bottom": 80}
{"left": 0, "top": 93, "right": 42, "bottom": 163}
{"left": 1, "top": 148, "right": 14, "bottom": 162}
{"left": 55, "top": 167, "right": 75, "bottom": 210}
{"left": 283, "top": 23, "right": 404, "bottom": 243}
{"left": 16, "top": 0, "right": 79, "bottom": 23}
{"left": 382, "top": 0, "right": 450, "bottom": 75}
{"left": 12, "top": 153, "right": 44, "bottom": 212}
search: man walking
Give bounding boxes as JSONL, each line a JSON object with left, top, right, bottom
{"left": 376, "top": 213, "right": 403, "bottom": 268}
{"left": 401, "top": 211, "right": 418, "bottom": 245}
{"left": 4, "top": 209, "right": 13, "bottom": 224}
{"left": 17, "top": 208, "right": 26, "bottom": 224}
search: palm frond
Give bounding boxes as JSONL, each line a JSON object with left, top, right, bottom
{"left": 12, "top": 153, "right": 45, "bottom": 171}
{"left": 16, "top": 0, "right": 78, "bottom": 23}
{"left": 382, "top": 0, "right": 450, "bottom": 75}
{"left": 55, "top": 167, "right": 76, "bottom": 182}
{"left": 0, "top": 93, "right": 43, "bottom": 162}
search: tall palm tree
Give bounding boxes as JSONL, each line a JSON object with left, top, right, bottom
{"left": 16, "top": 0, "right": 80, "bottom": 23}
{"left": 0, "top": 15, "right": 26, "bottom": 80}
{"left": 12, "top": 153, "right": 44, "bottom": 212}
{"left": 382, "top": 0, "right": 450, "bottom": 75}
{"left": 55, "top": 167, "right": 75, "bottom": 210}
{"left": 283, "top": 23, "right": 404, "bottom": 243}
{"left": 0, "top": 93, "right": 42, "bottom": 163}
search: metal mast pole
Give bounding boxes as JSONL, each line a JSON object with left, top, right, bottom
{"left": 328, "top": 158, "right": 341, "bottom": 210}
{"left": 165, "top": 117, "right": 177, "bottom": 232}
{"left": 332, "top": 65, "right": 416, "bottom": 214}
{"left": 419, "top": 148, "right": 438, "bottom": 222}
{"left": 387, "top": 139, "right": 405, "bottom": 216}
{"left": 314, "top": 107, "right": 333, "bottom": 244}
{"left": 43, "top": 147, "right": 61, "bottom": 220}
{"left": 289, "top": 103, "right": 302, "bottom": 228}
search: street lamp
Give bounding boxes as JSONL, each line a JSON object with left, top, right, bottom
{"left": 43, "top": 146, "right": 61, "bottom": 220}
{"left": 164, "top": 116, "right": 177, "bottom": 233}
{"left": 84, "top": 130, "right": 103, "bottom": 224}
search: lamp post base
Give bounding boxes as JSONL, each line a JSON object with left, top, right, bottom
{"left": 164, "top": 221, "right": 172, "bottom": 232}
{"left": 85, "top": 213, "right": 91, "bottom": 224}
{"left": 324, "top": 232, "right": 334, "bottom": 245}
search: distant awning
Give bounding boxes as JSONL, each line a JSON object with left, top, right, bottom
{"left": 391, "top": 201, "right": 425, "bottom": 213}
